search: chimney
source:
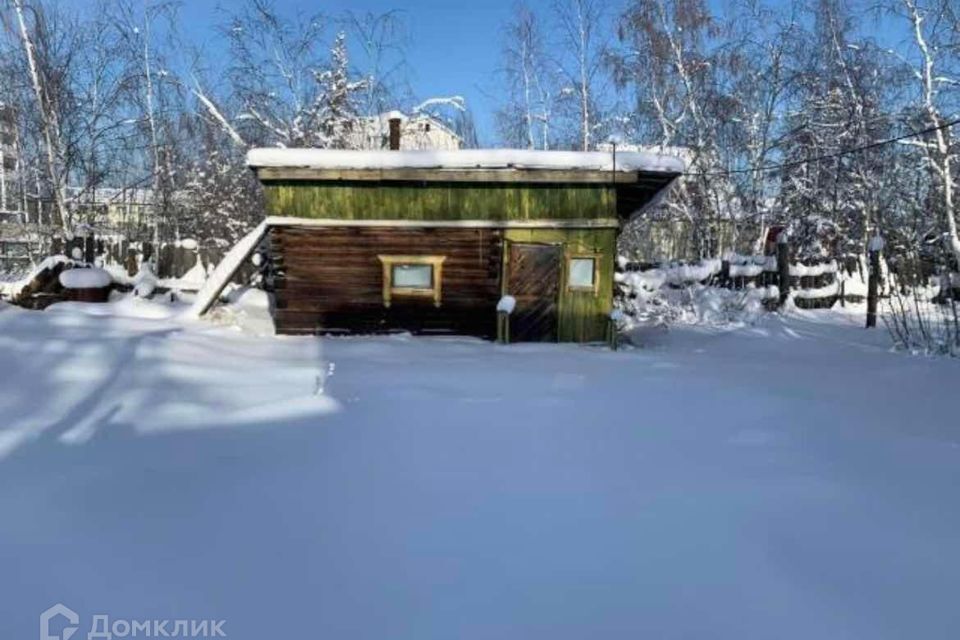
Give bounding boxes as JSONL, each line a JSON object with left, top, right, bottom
{"left": 388, "top": 117, "right": 402, "bottom": 151}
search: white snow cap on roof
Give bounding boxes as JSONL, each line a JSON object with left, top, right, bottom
{"left": 246, "top": 148, "right": 686, "bottom": 174}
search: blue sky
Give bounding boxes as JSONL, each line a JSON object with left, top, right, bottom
{"left": 172, "top": 0, "right": 557, "bottom": 146}
{"left": 82, "top": 0, "right": 907, "bottom": 146}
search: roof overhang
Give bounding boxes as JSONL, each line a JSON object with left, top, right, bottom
{"left": 247, "top": 148, "right": 684, "bottom": 186}
{"left": 262, "top": 216, "right": 622, "bottom": 229}
{"left": 253, "top": 166, "right": 682, "bottom": 185}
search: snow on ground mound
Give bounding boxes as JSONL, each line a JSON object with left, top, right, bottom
{"left": 186, "top": 221, "right": 266, "bottom": 318}
{"left": 1, "top": 255, "right": 74, "bottom": 299}
{"left": 159, "top": 258, "right": 208, "bottom": 292}
{"left": 0, "top": 304, "right": 958, "bottom": 639}
{"left": 46, "top": 292, "right": 185, "bottom": 319}
{"left": 207, "top": 286, "right": 275, "bottom": 336}
{"left": 0, "top": 302, "right": 333, "bottom": 457}
{"left": 128, "top": 263, "right": 158, "bottom": 298}
{"left": 59, "top": 267, "right": 112, "bottom": 289}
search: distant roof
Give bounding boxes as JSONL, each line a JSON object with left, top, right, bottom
{"left": 360, "top": 111, "right": 462, "bottom": 146}
{"left": 246, "top": 148, "right": 686, "bottom": 175}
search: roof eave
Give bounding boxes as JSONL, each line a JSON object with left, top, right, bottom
{"left": 252, "top": 166, "right": 683, "bottom": 185}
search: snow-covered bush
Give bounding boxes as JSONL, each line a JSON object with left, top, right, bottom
{"left": 616, "top": 267, "right": 680, "bottom": 327}
{"left": 616, "top": 258, "right": 776, "bottom": 328}
{"left": 664, "top": 285, "right": 772, "bottom": 326}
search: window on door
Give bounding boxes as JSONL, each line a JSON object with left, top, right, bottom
{"left": 567, "top": 256, "right": 598, "bottom": 292}
{"left": 378, "top": 255, "right": 446, "bottom": 307}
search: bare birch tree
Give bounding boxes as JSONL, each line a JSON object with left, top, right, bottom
{"left": 552, "top": 0, "right": 609, "bottom": 150}
{"left": 8, "top": 0, "right": 68, "bottom": 234}
{"left": 495, "top": 3, "right": 556, "bottom": 149}
{"left": 893, "top": 0, "right": 960, "bottom": 269}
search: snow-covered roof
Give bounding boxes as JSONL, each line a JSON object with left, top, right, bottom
{"left": 246, "top": 148, "right": 686, "bottom": 174}
{"left": 367, "top": 110, "right": 424, "bottom": 127}
{"left": 596, "top": 142, "right": 693, "bottom": 162}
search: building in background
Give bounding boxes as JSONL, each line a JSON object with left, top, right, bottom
{"left": 354, "top": 111, "right": 462, "bottom": 151}
{"left": 64, "top": 186, "right": 158, "bottom": 235}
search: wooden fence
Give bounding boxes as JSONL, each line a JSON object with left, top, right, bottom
{"left": 618, "top": 252, "right": 845, "bottom": 310}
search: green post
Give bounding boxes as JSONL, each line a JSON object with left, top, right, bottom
{"left": 607, "top": 310, "right": 623, "bottom": 350}
{"left": 497, "top": 311, "right": 510, "bottom": 344}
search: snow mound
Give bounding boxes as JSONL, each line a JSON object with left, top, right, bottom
{"left": 159, "top": 258, "right": 207, "bottom": 292}
{"left": 133, "top": 263, "right": 159, "bottom": 298}
{"left": 617, "top": 259, "right": 778, "bottom": 329}
{"left": 187, "top": 221, "right": 267, "bottom": 318}
{"left": 679, "top": 285, "right": 770, "bottom": 325}
{"left": 47, "top": 293, "right": 183, "bottom": 319}
{"left": 59, "top": 267, "right": 112, "bottom": 289}
{"left": 207, "top": 287, "right": 275, "bottom": 336}
{"left": 2, "top": 255, "right": 74, "bottom": 299}
{"left": 101, "top": 262, "right": 135, "bottom": 287}
{"left": 1, "top": 299, "right": 959, "bottom": 639}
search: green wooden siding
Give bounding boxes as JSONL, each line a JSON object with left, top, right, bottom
{"left": 503, "top": 228, "right": 616, "bottom": 342}
{"left": 263, "top": 181, "right": 617, "bottom": 221}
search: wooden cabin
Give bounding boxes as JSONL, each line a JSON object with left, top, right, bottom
{"left": 247, "top": 148, "right": 682, "bottom": 342}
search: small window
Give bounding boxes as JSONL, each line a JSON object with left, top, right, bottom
{"left": 568, "top": 257, "right": 597, "bottom": 291}
{"left": 378, "top": 255, "right": 446, "bottom": 307}
{"left": 392, "top": 263, "right": 433, "bottom": 289}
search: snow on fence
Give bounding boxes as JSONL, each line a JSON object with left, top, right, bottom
{"left": 617, "top": 253, "right": 844, "bottom": 313}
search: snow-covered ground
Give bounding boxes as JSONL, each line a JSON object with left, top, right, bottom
{"left": 1, "top": 299, "right": 958, "bottom": 639}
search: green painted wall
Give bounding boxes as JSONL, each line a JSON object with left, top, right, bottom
{"left": 262, "top": 181, "right": 617, "bottom": 221}
{"left": 503, "top": 228, "right": 616, "bottom": 342}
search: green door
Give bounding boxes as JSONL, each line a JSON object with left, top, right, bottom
{"left": 506, "top": 242, "right": 562, "bottom": 341}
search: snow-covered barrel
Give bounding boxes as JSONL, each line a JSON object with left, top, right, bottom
{"left": 59, "top": 267, "right": 113, "bottom": 303}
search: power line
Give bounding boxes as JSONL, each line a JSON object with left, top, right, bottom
{"left": 680, "top": 116, "right": 960, "bottom": 178}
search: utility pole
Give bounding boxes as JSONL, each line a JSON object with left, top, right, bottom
{"left": 866, "top": 233, "right": 884, "bottom": 328}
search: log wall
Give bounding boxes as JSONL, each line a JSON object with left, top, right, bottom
{"left": 270, "top": 225, "right": 503, "bottom": 336}
{"left": 263, "top": 181, "right": 617, "bottom": 222}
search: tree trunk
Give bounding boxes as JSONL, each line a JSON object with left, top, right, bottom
{"left": 12, "top": 0, "right": 69, "bottom": 237}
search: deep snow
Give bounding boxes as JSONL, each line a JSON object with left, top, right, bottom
{"left": 0, "top": 299, "right": 958, "bottom": 639}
